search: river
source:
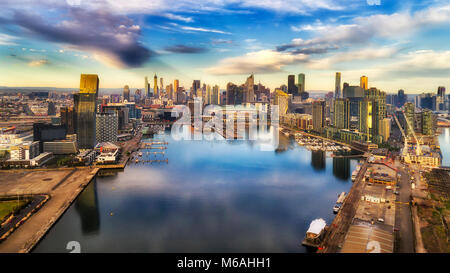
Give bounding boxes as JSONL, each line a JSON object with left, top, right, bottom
{"left": 34, "top": 131, "right": 359, "bottom": 253}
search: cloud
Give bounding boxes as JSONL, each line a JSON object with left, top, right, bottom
{"left": 176, "top": 24, "right": 231, "bottom": 34}
{"left": 28, "top": 59, "right": 49, "bottom": 67}
{"left": 0, "top": 33, "right": 17, "bottom": 45}
{"left": 307, "top": 47, "right": 399, "bottom": 69}
{"left": 283, "top": 5, "right": 450, "bottom": 51}
{"left": 164, "top": 45, "right": 207, "bottom": 54}
{"left": 163, "top": 13, "right": 194, "bottom": 23}
{"left": 4, "top": 7, "right": 153, "bottom": 68}
{"left": 205, "top": 50, "right": 308, "bottom": 75}
{"left": 211, "top": 39, "right": 233, "bottom": 45}
{"left": 382, "top": 50, "right": 450, "bottom": 78}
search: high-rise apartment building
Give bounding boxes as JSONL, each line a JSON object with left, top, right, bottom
{"left": 335, "top": 72, "right": 341, "bottom": 98}
{"left": 96, "top": 112, "right": 118, "bottom": 143}
{"left": 212, "top": 85, "right": 220, "bottom": 105}
{"left": 74, "top": 74, "right": 99, "bottom": 149}
{"left": 245, "top": 74, "right": 255, "bottom": 103}
{"left": 333, "top": 98, "right": 350, "bottom": 129}
{"left": 298, "top": 73, "right": 305, "bottom": 94}
{"left": 60, "top": 106, "right": 75, "bottom": 134}
{"left": 288, "top": 75, "right": 297, "bottom": 95}
{"left": 312, "top": 100, "right": 326, "bottom": 134}
{"left": 358, "top": 98, "right": 373, "bottom": 140}
{"left": 274, "top": 89, "right": 289, "bottom": 116}
{"left": 174, "top": 79, "right": 179, "bottom": 95}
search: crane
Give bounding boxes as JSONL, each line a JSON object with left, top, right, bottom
{"left": 393, "top": 113, "right": 408, "bottom": 157}
{"left": 402, "top": 110, "right": 422, "bottom": 156}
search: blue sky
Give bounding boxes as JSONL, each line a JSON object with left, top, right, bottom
{"left": 1, "top": 0, "right": 450, "bottom": 93}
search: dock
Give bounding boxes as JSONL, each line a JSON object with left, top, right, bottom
{"left": 318, "top": 160, "right": 369, "bottom": 253}
{"left": 0, "top": 167, "right": 99, "bottom": 253}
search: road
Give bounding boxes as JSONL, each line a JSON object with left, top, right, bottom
{"left": 393, "top": 162, "right": 415, "bottom": 253}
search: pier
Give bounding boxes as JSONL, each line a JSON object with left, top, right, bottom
{"left": 318, "top": 160, "right": 369, "bottom": 253}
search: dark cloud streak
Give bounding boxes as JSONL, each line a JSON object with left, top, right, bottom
{"left": 3, "top": 7, "right": 153, "bottom": 68}
{"left": 164, "top": 45, "right": 207, "bottom": 54}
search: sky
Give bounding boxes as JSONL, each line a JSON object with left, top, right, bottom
{"left": 1, "top": 0, "right": 450, "bottom": 93}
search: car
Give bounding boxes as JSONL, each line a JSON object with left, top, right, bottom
{"left": 377, "top": 218, "right": 385, "bottom": 223}
{"left": 394, "top": 191, "right": 399, "bottom": 195}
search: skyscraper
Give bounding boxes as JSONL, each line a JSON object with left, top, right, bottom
{"left": 333, "top": 98, "right": 350, "bottom": 129}
{"left": 212, "top": 85, "right": 220, "bottom": 105}
{"left": 145, "top": 76, "right": 150, "bottom": 97}
{"left": 274, "top": 89, "right": 289, "bottom": 116}
{"left": 298, "top": 73, "right": 305, "bottom": 94}
{"left": 335, "top": 72, "right": 341, "bottom": 98}
{"left": 192, "top": 80, "right": 201, "bottom": 95}
{"left": 312, "top": 100, "right": 326, "bottom": 134}
{"left": 245, "top": 74, "right": 255, "bottom": 103}
{"left": 397, "top": 89, "right": 407, "bottom": 108}
{"left": 366, "top": 87, "right": 386, "bottom": 143}
{"left": 360, "top": 76, "right": 368, "bottom": 90}
{"left": 123, "top": 85, "right": 130, "bottom": 102}
{"left": 358, "top": 98, "right": 373, "bottom": 140}
{"left": 288, "top": 75, "right": 297, "bottom": 95}
{"left": 74, "top": 74, "right": 99, "bottom": 149}
{"left": 60, "top": 106, "right": 75, "bottom": 135}
{"left": 160, "top": 77, "right": 164, "bottom": 95}
{"left": 154, "top": 74, "right": 158, "bottom": 97}
{"left": 174, "top": 79, "right": 179, "bottom": 94}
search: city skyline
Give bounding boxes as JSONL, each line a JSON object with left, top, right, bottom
{"left": 2, "top": 1, "right": 450, "bottom": 93}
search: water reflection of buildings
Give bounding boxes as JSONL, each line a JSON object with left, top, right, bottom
{"left": 332, "top": 157, "right": 350, "bottom": 181}
{"left": 75, "top": 178, "right": 100, "bottom": 234}
{"left": 311, "top": 151, "right": 326, "bottom": 171}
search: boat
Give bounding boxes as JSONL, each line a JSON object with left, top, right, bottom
{"left": 302, "top": 218, "right": 327, "bottom": 249}
{"left": 336, "top": 192, "right": 346, "bottom": 204}
{"left": 351, "top": 170, "right": 358, "bottom": 181}
{"left": 333, "top": 204, "right": 341, "bottom": 214}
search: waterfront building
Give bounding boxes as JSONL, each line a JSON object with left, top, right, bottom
{"left": 274, "top": 89, "right": 289, "bottom": 116}
{"left": 312, "top": 100, "right": 326, "bottom": 134}
{"left": 96, "top": 112, "right": 118, "bottom": 143}
{"left": 74, "top": 74, "right": 99, "bottom": 149}
{"left": 365, "top": 87, "right": 386, "bottom": 143}
{"left": 333, "top": 98, "right": 350, "bottom": 129}
{"left": 358, "top": 98, "right": 373, "bottom": 140}
{"left": 245, "top": 74, "right": 255, "bottom": 103}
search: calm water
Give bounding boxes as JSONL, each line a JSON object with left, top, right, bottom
{"left": 439, "top": 128, "right": 450, "bottom": 166}
{"left": 34, "top": 131, "right": 359, "bottom": 253}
